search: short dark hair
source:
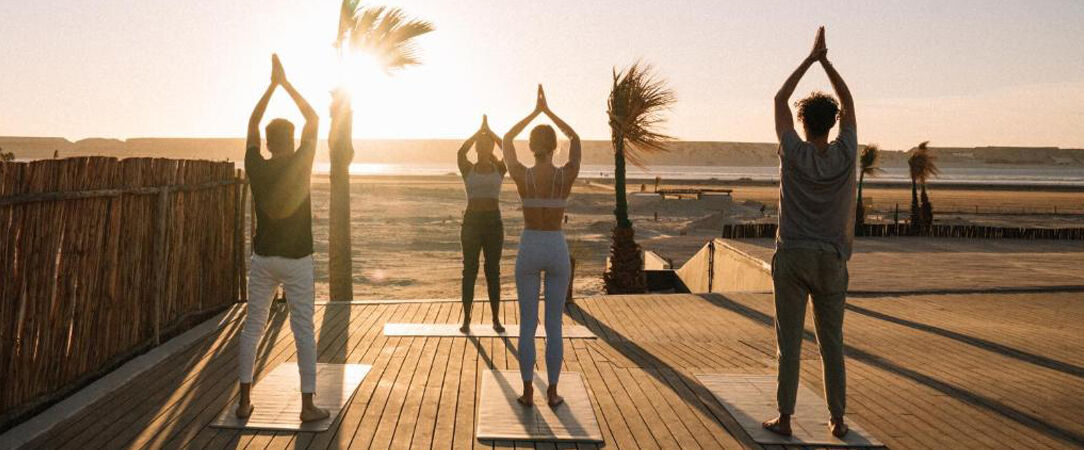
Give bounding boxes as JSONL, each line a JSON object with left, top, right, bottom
{"left": 529, "top": 125, "right": 557, "bottom": 155}
{"left": 265, "top": 119, "right": 295, "bottom": 145}
{"left": 795, "top": 91, "right": 839, "bottom": 137}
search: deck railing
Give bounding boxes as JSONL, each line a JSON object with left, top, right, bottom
{"left": 0, "top": 157, "right": 247, "bottom": 430}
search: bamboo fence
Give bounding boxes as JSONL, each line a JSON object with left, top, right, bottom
{"left": 0, "top": 157, "right": 247, "bottom": 429}
{"left": 719, "top": 223, "right": 1084, "bottom": 240}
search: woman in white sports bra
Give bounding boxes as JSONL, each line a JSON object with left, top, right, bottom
{"left": 501, "top": 85, "right": 581, "bottom": 408}
{"left": 457, "top": 115, "right": 507, "bottom": 334}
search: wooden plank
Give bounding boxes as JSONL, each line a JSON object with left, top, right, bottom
{"left": 209, "top": 363, "right": 370, "bottom": 432}
{"left": 388, "top": 302, "right": 453, "bottom": 448}
{"left": 143, "top": 303, "right": 357, "bottom": 449}
{"left": 304, "top": 302, "right": 419, "bottom": 449}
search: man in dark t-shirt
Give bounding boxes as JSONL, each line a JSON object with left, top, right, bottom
{"left": 235, "top": 54, "right": 328, "bottom": 423}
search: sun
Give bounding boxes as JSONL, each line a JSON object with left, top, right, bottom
{"left": 338, "top": 51, "right": 389, "bottom": 98}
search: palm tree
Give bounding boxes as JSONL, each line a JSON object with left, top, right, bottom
{"left": 907, "top": 141, "right": 939, "bottom": 233}
{"left": 856, "top": 144, "right": 882, "bottom": 227}
{"left": 602, "top": 62, "right": 676, "bottom": 294}
{"left": 328, "top": 1, "right": 433, "bottom": 300}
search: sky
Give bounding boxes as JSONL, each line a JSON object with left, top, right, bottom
{"left": 1, "top": 0, "right": 1083, "bottom": 150}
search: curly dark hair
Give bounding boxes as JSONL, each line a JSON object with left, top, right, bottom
{"left": 795, "top": 91, "right": 840, "bottom": 137}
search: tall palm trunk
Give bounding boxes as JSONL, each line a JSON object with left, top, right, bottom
{"left": 604, "top": 137, "right": 646, "bottom": 294}
{"left": 328, "top": 94, "right": 354, "bottom": 301}
{"left": 613, "top": 139, "right": 631, "bottom": 228}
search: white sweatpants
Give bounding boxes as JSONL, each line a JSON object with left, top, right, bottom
{"left": 239, "top": 255, "right": 317, "bottom": 393}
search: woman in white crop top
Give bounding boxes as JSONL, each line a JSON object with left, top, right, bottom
{"left": 501, "top": 85, "right": 581, "bottom": 408}
{"left": 457, "top": 115, "right": 507, "bottom": 334}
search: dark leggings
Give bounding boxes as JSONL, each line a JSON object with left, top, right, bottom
{"left": 461, "top": 210, "right": 503, "bottom": 320}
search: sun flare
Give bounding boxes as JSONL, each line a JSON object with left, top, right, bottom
{"left": 338, "top": 50, "right": 389, "bottom": 98}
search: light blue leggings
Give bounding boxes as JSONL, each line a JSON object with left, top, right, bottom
{"left": 515, "top": 230, "right": 570, "bottom": 385}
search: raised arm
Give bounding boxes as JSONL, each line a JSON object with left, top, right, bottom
{"left": 274, "top": 55, "right": 318, "bottom": 154}
{"left": 775, "top": 27, "right": 826, "bottom": 141}
{"left": 457, "top": 131, "right": 478, "bottom": 176}
{"left": 819, "top": 55, "right": 855, "bottom": 130}
{"left": 246, "top": 59, "right": 278, "bottom": 161}
{"left": 538, "top": 87, "right": 580, "bottom": 181}
{"left": 503, "top": 96, "right": 543, "bottom": 180}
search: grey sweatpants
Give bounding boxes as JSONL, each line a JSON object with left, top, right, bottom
{"left": 771, "top": 247, "right": 848, "bottom": 418}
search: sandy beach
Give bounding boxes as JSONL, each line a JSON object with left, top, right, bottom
{"left": 303, "top": 175, "right": 1084, "bottom": 301}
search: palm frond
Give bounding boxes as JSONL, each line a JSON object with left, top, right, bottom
{"left": 908, "top": 141, "right": 940, "bottom": 183}
{"left": 340, "top": 3, "right": 434, "bottom": 73}
{"left": 607, "top": 61, "right": 677, "bottom": 167}
{"left": 336, "top": 0, "right": 363, "bottom": 47}
{"left": 860, "top": 144, "right": 883, "bottom": 176}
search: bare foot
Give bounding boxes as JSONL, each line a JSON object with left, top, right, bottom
{"left": 235, "top": 401, "right": 253, "bottom": 419}
{"left": 459, "top": 323, "right": 470, "bottom": 334}
{"left": 300, "top": 404, "right": 330, "bottom": 422}
{"left": 492, "top": 319, "right": 505, "bottom": 333}
{"left": 546, "top": 386, "right": 564, "bottom": 408}
{"left": 830, "top": 417, "right": 849, "bottom": 438}
{"left": 762, "top": 415, "right": 792, "bottom": 436}
{"left": 517, "top": 382, "right": 534, "bottom": 407}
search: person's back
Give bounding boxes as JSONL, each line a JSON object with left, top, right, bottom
{"left": 234, "top": 54, "right": 328, "bottom": 424}
{"left": 763, "top": 27, "right": 856, "bottom": 439}
{"left": 246, "top": 131, "right": 314, "bottom": 259}
{"left": 776, "top": 111, "right": 857, "bottom": 258}
{"left": 502, "top": 85, "right": 581, "bottom": 408}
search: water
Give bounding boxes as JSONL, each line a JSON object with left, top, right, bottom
{"left": 311, "top": 162, "right": 1084, "bottom": 187}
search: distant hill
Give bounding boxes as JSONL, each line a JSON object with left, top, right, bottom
{"left": 2, "top": 136, "right": 1082, "bottom": 168}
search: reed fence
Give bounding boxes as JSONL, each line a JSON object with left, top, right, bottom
{"left": 0, "top": 157, "right": 248, "bottom": 430}
{"left": 720, "top": 223, "right": 1084, "bottom": 240}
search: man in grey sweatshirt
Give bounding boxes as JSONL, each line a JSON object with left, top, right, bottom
{"left": 762, "top": 26, "right": 857, "bottom": 439}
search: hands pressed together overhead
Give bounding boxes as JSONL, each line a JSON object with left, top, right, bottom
{"left": 807, "top": 26, "right": 828, "bottom": 63}
{"left": 534, "top": 84, "right": 550, "bottom": 114}
{"left": 271, "top": 54, "right": 286, "bottom": 86}
{"left": 476, "top": 114, "right": 500, "bottom": 142}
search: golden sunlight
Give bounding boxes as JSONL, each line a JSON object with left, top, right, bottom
{"left": 338, "top": 50, "right": 388, "bottom": 98}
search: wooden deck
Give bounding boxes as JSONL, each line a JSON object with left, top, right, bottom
{"left": 24, "top": 292, "right": 1084, "bottom": 449}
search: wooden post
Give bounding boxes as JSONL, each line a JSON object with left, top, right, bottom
{"left": 153, "top": 187, "right": 171, "bottom": 346}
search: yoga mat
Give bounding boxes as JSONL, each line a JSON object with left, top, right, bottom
{"left": 382, "top": 323, "right": 596, "bottom": 339}
{"left": 210, "top": 363, "right": 370, "bottom": 432}
{"left": 476, "top": 370, "right": 603, "bottom": 443}
{"left": 697, "top": 374, "right": 884, "bottom": 447}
